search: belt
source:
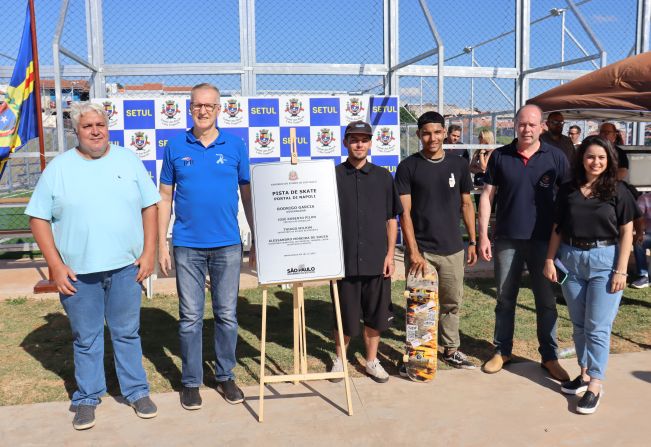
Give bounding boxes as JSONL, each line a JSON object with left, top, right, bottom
{"left": 562, "top": 237, "right": 617, "bottom": 250}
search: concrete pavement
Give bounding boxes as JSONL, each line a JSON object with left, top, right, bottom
{"left": 1, "top": 351, "right": 650, "bottom": 446}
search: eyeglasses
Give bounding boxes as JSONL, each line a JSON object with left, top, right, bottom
{"left": 548, "top": 120, "right": 565, "bottom": 126}
{"left": 190, "top": 103, "right": 219, "bottom": 112}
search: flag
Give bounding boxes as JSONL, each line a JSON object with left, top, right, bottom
{"left": 0, "top": 5, "right": 39, "bottom": 180}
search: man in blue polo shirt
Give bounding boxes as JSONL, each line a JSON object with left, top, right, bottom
{"left": 478, "top": 104, "right": 570, "bottom": 381}
{"left": 158, "top": 83, "right": 254, "bottom": 410}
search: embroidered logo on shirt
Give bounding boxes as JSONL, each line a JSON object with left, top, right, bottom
{"left": 448, "top": 173, "right": 456, "bottom": 188}
{"left": 216, "top": 154, "right": 225, "bottom": 164}
{"left": 539, "top": 174, "right": 552, "bottom": 188}
{"left": 182, "top": 156, "right": 193, "bottom": 166}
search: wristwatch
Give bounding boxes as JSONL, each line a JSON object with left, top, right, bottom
{"left": 468, "top": 241, "right": 477, "bottom": 246}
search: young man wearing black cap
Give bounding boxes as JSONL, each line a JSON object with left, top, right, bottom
{"left": 396, "top": 111, "right": 478, "bottom": 370}
{"left": 329, "top": 120, "right": 403, "bottom": 383}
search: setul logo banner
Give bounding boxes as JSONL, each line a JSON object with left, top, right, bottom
{"left": 92, "top": 95, "right": 399, "bottom": 188}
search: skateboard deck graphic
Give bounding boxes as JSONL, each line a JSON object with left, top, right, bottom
{"left": 403, "top": 270, "right": 439, "bottom": 382}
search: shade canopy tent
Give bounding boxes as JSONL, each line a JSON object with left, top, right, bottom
{"left": 527, "top": 52, "right": 651, "bottom": 122}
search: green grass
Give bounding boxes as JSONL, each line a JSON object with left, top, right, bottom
{"left": 1, "top": 278, "right": 650, "bottom": 406}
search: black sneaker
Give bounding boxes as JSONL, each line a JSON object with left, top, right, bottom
{"left": 217, "top": 379, "right": 245, "bottom": 404}
{"left": 577, "top": 389, "right": 601, "bottom": 415}
{"left": 180, "top": 386, "right": 202, "bottom": 410}
{"left": 561, "top": 376, "right": 589, "bottom": 395}
{"left": 72, "top": 404, "right": 96, "bottom": 430}
{"left": 130, "top": 396, "right": 158, "bottom": 419}
{"left": 443, "top": 350, "right": 476, "bottom": 369}
{"left": 399, "top": 364, "right": 408, "bottom": 377}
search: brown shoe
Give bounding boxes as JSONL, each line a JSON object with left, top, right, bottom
{"left": 482, "top": 354, "right": 512, "bottom": 374}
{"left": 541, "top": 359, "right": 570, "bottom": 382}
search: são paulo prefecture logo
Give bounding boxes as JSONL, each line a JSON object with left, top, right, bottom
{"left": 375, "top": 127, "right": 396, "bottom": 152}
{"left": 0, "top": 101, "right": 18, "bottom": 139}
{"left": 103, "top": 101, "right": 119, "bottom": 126}
{"left": 284, "top": 98, "right": 305, "bottom": 124}
{"left": 344, "top": 97, "right": 365, "bottom": 122}
{"left": 254, "top": 129, "right": 275, "bottom": 155}
{"left": 160, "top": 100, "right": 181, "bottom": 126}
{"left": 315, "top": 128, "right": 336, "bottom": 154}
{"left": 130, "top": 131, "right": 151, "bottom": 157}
{"left": 222, "top": 99, "right": 243, "bottom": 125}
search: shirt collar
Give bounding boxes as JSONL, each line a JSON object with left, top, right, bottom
{"left": 185, "top": 127, "right": 225, "bottom": 147}
{"left": 343, "top": 160, "right": 372, "bottom": 174}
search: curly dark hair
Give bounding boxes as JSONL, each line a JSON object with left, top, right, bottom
{"left": 571, "top": 135, "right": 618, "bottom": 200}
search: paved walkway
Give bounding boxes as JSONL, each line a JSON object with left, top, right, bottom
{"left": 1, "top": 351, "right": 650, "bottom": 446}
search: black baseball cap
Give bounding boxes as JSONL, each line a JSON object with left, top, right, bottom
{"left": 344, "top": 120, "right": 373, "bottom": 137}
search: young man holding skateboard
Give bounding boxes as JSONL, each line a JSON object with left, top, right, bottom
{"left": 330, "top": 120, "right": 402, "bottom": 383}
{"left": 396, "top": 111, "right": 478, "bottom": 370}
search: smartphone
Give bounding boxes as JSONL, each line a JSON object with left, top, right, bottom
{"left": 554, "top": 258, "right": 569, "bottom": 285}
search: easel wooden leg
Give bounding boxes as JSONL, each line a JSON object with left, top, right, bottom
{"left": 258, "top": 287, "right": 268, "bottom": 423}
{"left": 331, "top": 280, "right": 354, "bottom": 416}
{"left": 292, "top": 283, "right": 300, "bottom": 384}
{"left": 298, "top": 284, "right": 308, "bottom": 374}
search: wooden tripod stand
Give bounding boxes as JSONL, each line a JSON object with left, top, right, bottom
{"left": 258, "top": 280, "right": 353, "bottom": 422}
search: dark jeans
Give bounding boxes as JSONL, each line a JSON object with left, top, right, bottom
{"left": 493, "top": 238, "right": 559, "bottom": 361}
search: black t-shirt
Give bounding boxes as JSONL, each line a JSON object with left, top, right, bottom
{"left": 554, "top": 181, "right": 638, "bottom": 239}
{"left": 395, "top": 152, "right": 472, "bottom": 255}
{"left": 616, "top": 145, "right": 629, "bottom": 169}
{"left": 336, "top": 161, "right": 403, "bottom": 277}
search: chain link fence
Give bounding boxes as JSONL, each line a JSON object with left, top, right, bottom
{"left": 1, "top": 0, "right": 649, "bottom": 246}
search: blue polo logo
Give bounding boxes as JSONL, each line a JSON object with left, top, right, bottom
{"left": 216, "top": 154, "right": 225, "bottom": 164}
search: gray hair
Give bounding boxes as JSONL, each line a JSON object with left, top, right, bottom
{"left": 70, "top": 101, "right": 108, "bottom": 130}
{"left": 191, "top": 83, "right": 220, "bottom": 100}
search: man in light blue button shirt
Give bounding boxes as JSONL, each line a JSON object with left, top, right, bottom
{"left": 26, "top": 101, "right": 160, "bottom": 430}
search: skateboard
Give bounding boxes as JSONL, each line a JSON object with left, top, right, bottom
{"left": 403, "top": 270, "right": 439, "bottom": 382}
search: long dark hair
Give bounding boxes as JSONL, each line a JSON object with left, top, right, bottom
{"left": 571, "top": 135, "right": 618, "bottom": 200}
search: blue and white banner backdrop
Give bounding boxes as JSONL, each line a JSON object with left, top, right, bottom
{"left": 93, "top": 95, "right": 400, "bottom": 185}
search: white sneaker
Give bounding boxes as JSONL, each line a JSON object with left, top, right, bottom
{"left": 366, "top": 358, "right": 389, "bottom": 383}
{"left": 328, "top": 357, "right": 344, "bottom": 383}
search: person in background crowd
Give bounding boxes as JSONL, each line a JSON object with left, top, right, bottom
{"left": 568, "top": 125, "right": 582, "bottom": 148}
{"left": 329, "top": 120, "right": 402, "bottom": 383}
{"left": 631, "top": 191, "right": 651, "bottom": 289}
{"left": 540, "top": 112, "right": 575, "bottom": 161}
{"left": 599, "top": 122, "right": 629, "bottom": 180}
{"left": 543, "top": 136, "right": 637, "bottom": 414}
{"left": 470, "top": 129, "right": 495, "bottom": 209}
{"left": 396, "top": 111, "right": 478, "bottom": 371}
{"left": 26, "top": 101, "right": 160, "bottom": 430}
{"left": 444, "top": 124, "right": 469, "bottom": 160}
{"left": 478, "top": 104, "right": 570, "bottom": 382}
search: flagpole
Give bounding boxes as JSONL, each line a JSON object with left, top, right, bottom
{"left": 28, "top": 0, "right": 46, "bottom": 171}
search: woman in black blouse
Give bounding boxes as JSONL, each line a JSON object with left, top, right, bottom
{"left": 543, "top": 136, "right": 636, "bottom": 415}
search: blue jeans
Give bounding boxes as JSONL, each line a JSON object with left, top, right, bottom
{"left": 493, "top": 239, "right": 559, "bottom": 361}
{"left": 633, "top": 232, "right": 651, "bottom": 277}
{"left": 559, "top": 243, "right": 622, "bottom": 380}
{"left": 174, "top": 244, "right": 242, "bottom": 386}
{"left": 60, "top": 264, "right": 149, "bottom": 407}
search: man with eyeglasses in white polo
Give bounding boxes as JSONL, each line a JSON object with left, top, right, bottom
{"left": 158, "top": 83, "right": 254, "bottom": 410}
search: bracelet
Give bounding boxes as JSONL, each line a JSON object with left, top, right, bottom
{"left": 612, "top": 269, "right": 628, "bottom": 277}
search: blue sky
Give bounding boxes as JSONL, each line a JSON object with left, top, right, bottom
{"left": 0, "top": 0, "right": 642, "bottom": 112}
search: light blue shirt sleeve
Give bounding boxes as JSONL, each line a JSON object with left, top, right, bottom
{"left": 24, "top": 161, "right": 56, "bottom": 220}
{"left": 237, "top": 140, "right": 250, "bottom": 185}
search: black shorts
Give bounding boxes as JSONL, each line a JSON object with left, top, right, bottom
{"left": 330, "top": 275, "right": 394, "bottom": 337}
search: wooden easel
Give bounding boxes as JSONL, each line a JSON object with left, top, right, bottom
{"left": 257, "top": 128, "right": 353, "bottom": 422}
